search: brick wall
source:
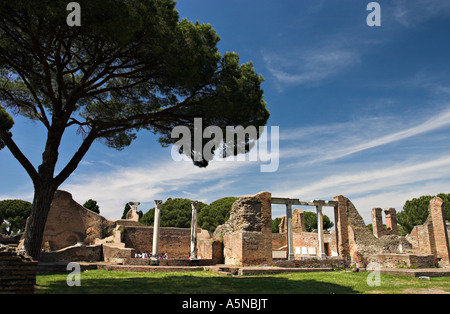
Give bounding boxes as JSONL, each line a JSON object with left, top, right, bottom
{"left": 407, "top": 197, "right": 450, "bottom": 265}
{"left": 376, "top": 253, "right": 436, "bottom": 268}
{"left": 39, "top": 244, "right": 103, "bottom": 263}
{"left": 272, "top": 233, "right": 286, "bottom": 251}
{"left": 37, "top": 190, "right": 115, "bottom": 251}
{"left": 408, "top": 220, "right": 435, "bottom": 255}
{"left": 0, "top": 246, "right": 37, "bottom": 294}
{"left": 123, "top": 225, "right": 217, "bottom": 260}
{"left": 272, "top": 257, "right": 344, "bottom": 268}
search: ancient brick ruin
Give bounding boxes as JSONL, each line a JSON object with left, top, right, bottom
{"left": 214, "top": 192, "right": 273, "bottom": 266}
{"left": 9, "top": 189, "right": 450, "bottom": 271}
{"left": 0, "top": 245, "right": 37, "bottom": 294}
{"left": 29, "top": 191, "right": 222, "bottom": 266}
{"left": 371, "top": 207, "right": 398, "bottom": 238}
{"left": 407, "top": 197, "right": 450, "bottom": 264}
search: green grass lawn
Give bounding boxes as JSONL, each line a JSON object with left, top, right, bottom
{"left": 35, "top": 270, "right": 450, "bottom": 294}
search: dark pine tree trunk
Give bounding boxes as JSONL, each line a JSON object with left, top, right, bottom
{"left": 23, "top": 184, "right": 57, "bottom": 260}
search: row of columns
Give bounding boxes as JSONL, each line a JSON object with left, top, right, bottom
{"left": 286, "top": 203, "right": 325, "bottom": 260}
{"left": 143, "top": 200, "right": 199, "bottom": 265}
{"left": 135, "top": 197, "right": 334, "bottom": 263}
{"left": 273, "top": 198, "right": 336, "bottom": 260}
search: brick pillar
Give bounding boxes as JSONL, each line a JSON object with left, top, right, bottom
{"left": 220, "top": 192, "right": 272, "bottom": 266}
{"left": 293, "top": 208, "right": 306, "bottom": 233}
{"left": 333, "top": 195, "right": 350, "bottom": 259}
{"left": 429, "top": 197, "right": 450, "bottom": 264}
{"left": 371, "top": 208, "right": 384, "bottom": 238}
{"left": 384, "top": 208, "right": 398, "bottom": 235}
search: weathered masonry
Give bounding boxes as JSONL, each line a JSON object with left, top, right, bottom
{"left": 11, "top": 190, "right": 449, "bottom": 270}
{"left": 0, "top": 245, "right": 37, "bottom": 294}
{"left": 407, "top": 197, "right": 450, "bottom": 264}
{"left": 371, "top": 207, "right": 398, "bottom": 238}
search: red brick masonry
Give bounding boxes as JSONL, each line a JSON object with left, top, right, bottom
{"left": 0, "top": 247, "right": 38, "bottom": 294}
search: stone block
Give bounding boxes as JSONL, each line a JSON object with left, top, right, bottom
{"left": 215, "top": 192, "right": 272, "bottom": 266}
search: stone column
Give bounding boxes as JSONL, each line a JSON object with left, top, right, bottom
{"left": 190, "top": 201, "right": 199, "bottom": 260}
{"left": 151, "top": 200, "right": 162, "bottom": 265}
{"left": 286, "top": 202, "right": 294, "bottom": 260}
{"left": 316, "top": 205, "right": 326, "bottom": 258}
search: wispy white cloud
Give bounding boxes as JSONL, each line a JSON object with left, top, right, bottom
{"left": 404, "top": 70, "right": 450, "bottom": 97}
{"left": 392, "top": 0, "right": 450, "bottom": 28}
{"left": 262, "top": 0, "right": 450, "bottom": 91}
{"left": 289, "top": 155, "right": 450, "bottom": 197}
{"left": 268, "top": 105, "right": 450, "bottom": 222}
{"left": 61, "top": 155, "right": 255, "bottom": 219}
{"left": 279, "top": 106, "right": 450, "bottom": 164}
{"left": 263, "top": 46, "right": 360, "bottom": 89}
{"left": 60, "top": 105, "right": 450, "bottom": 223}
{"left": 270, "top": 154, "right": 450, "bottom": 222}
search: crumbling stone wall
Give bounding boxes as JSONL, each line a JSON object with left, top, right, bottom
{"left": 279, "top": 208, "right": 306, "bottom": 233}
{"left": 407, "top": 197, "right": 450, "bottom": 265}
{"left": 27, "top": 190, "right": 217, "bottom": 263}
{"left": 371, "top": 207, "right": 398, "bottom": 238}
{"left": 214, "top": 192, "right": 272, "bottom": 266}
{"left": 39, "top": 244, "right": 103, "bottom": 263}
{"left": 272, "top": 233, "right": 286, "bottom": 252}
{"left": 407, "top": 221, "right": 434, "bottom": 254}
{"left": 32, "top": 190, "right": 116, "bottom": 251}
{"left": 336, "top": 196, "right": 412, "bottom": 267}
{"left": 376, "top": 253, "right": 435, "bottom": 268}
{"left": 0, "top": 245, "right": 37, "bottom": 294}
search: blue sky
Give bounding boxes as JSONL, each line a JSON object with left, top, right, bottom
{"left": 1, "top": 0, "right": 450, "bottom": 224}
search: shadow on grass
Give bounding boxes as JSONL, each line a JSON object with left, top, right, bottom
{"left": 37, "top": 273, "right": 359, "bottom": 294}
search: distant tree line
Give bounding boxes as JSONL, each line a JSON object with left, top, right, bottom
{"left": 397, "top": 193, "right": 450, "bottom": 234}
{"left": 138, "top": 197, "right": 238, "bottom": 232}
{"left": 2, "top": 192, "right": 449, "bottom": 237}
